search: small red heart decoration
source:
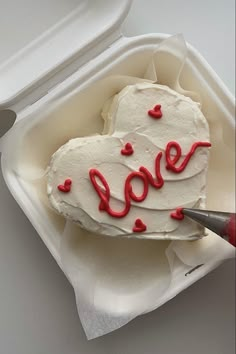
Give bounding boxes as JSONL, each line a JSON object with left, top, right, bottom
{"left": 148, "top": 104, "right": 162, "bottom": 119}
{"left": 171, "top": 207, "right": 184, "bottom": 220}
{"left": 58, "top": 179, "right": 72, "bottom": 193}
{"left": 121, "top": 142, "right": 134, "bottom": 156}
{"left": 133, "top": 218, "right": 147, "bottom": 232}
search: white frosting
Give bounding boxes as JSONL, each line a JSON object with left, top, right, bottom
{"left": 47, "top": 83, "right": 210, "bottom": 239}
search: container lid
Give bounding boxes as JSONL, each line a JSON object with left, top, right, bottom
{"left": 0, "top": 0, "right": 132, "bottom": 110}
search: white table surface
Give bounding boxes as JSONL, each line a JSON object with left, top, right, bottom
{"left": 0, "top": 1, "right": 235, "bottom": 353}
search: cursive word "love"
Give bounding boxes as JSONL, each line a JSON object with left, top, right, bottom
{"left": 89, "top": 141, "right": 211, "bottom": 219}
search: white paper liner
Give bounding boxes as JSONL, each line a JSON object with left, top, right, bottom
{"left": 60, "top": 221, "right": 172, "bottom": 338}
{"left": 0, "top": 35, "right": 235, "bottom": 339}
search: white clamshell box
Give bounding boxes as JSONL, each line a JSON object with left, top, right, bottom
{"left": 0, "top": 0, "right": 235, "bottom": 332}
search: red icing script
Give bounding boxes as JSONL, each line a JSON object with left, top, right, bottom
{"left": 89, "top": 141, "right": 211, "bottom": 229}
{"left": 166, "top": 141, "right": 211, "bottom": 173}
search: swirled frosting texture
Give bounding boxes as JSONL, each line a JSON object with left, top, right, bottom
{"left": 47, "top": 84, "right": 210, "bottom": 239}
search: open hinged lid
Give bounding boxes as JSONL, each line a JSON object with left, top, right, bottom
{"left": 0, "top": 0, "right": 132, "bottom": 111}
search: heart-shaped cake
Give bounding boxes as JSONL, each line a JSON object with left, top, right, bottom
{"left": 47, "top": 83, "right": 211, "bottom": 239}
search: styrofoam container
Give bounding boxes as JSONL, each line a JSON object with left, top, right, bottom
{"left": 0, "top": 0, "right": 235, "bottom": 324}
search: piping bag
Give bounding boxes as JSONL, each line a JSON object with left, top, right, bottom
{"left": 182, "top": 209, "right": 236, "bottom": 247}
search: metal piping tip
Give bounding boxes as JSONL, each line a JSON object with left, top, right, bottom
{"left": 182, "top": 208, "right": 231, "bottom": 237}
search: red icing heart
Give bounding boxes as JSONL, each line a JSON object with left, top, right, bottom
{"left": 171, "top": 207, "right": 184, "bottom": 220}
{"left": 58, "top": 179, "right": 72, "bottom": 193}
{"left": 121, "top": 142, "right": 134, "bottom": 156}
{"left": 133, "top": 218, "right": 147, "bottom": 232}
{"left": 148, "top": 104, "right": 162, "bottom": 119}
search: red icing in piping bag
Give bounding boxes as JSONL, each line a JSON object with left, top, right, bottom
{"left": 222, "top": 214, "right": 236, "bottom": 247}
